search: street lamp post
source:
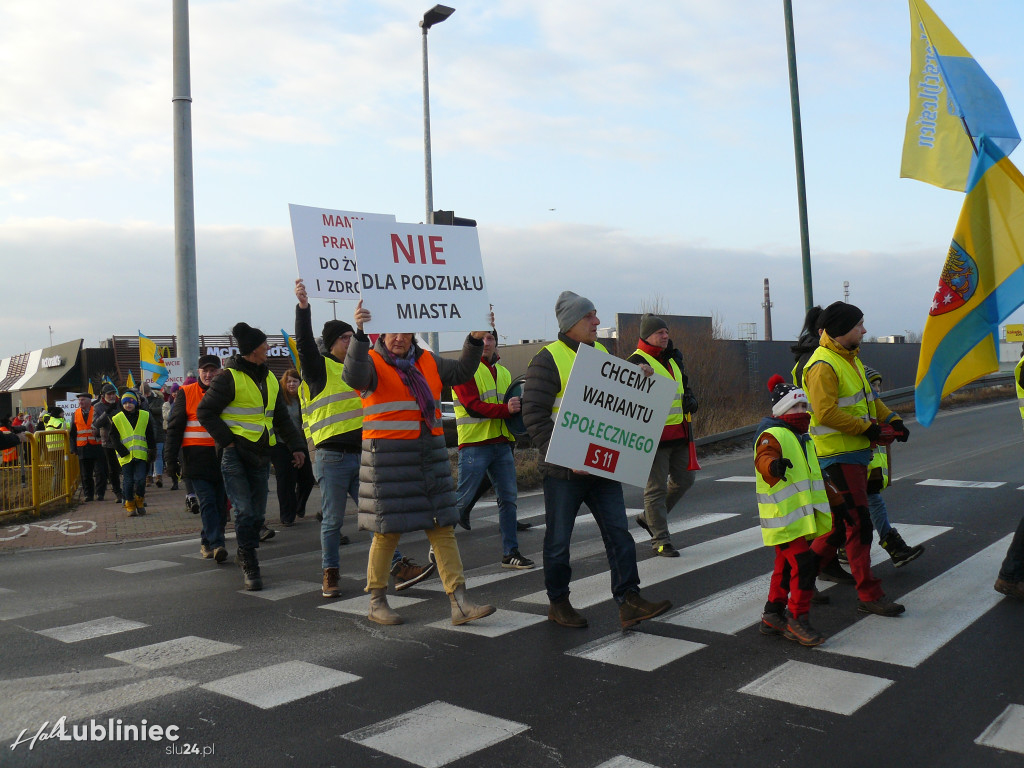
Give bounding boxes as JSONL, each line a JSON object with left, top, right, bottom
{"left": 421, "top": 4, "right": 454, "bottom": 353}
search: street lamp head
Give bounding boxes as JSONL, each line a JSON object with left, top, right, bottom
{"left": 421, "top": 4, "right": 455, "bottom": 30}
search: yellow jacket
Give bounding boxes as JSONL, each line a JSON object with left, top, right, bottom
{"left": 803, "top": 332, "right": 895, "bottom": 437}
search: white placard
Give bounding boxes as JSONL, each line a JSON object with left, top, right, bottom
{"left": 163, "top": 358, "right": 185, "bottom": 385}
{"left": 289, "top": 204, "right": 396, "bottom": 300}
{"left": 544, "top": 343, "right": 675, "bottom": 487}
{"left": 55, "top": 398, "right": 80, "bottom": 418}
{"left": 352, "top": 220, "right": 491, "bottom": 334}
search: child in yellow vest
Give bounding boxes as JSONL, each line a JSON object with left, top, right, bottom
{"left": 754, "top": 375, "right": 833, "bottom": 647}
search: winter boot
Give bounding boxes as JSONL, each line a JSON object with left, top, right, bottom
{"left": 548, "top": 597, "right": 588, "bottom": 628}
{"left": 449, "top": 585, "right": 495, "bottom": 625}
{"left": 125, "top": 498, "right": 138, "bottom": 517}
{"left": 783, "top": 610, "right": 826, "bottom": 647}
{"left": 236, "top": 548, "right": 262, "bottom": 591}
{"left": 135, "top": 495, "right": 146, "bottom": 516}
{"left": 880, "top": 528, "right": 924, "bottom": 568}
{"left": 368, "top": 588, "right": 403, "bottom": 625}
{"left": 322, "top": 568, "right": 340, "bottom": 599}
{"left": 619, "top": 591, "right": 672, "bottom": 629}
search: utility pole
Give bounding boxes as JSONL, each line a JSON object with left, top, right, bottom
{"left": 173, "top": 0, "right": 199, "bottom": 369}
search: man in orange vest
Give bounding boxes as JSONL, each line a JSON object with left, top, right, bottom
{"left": 165, "top": 355, "right": 229, "bottom": 563}
{"left": 69, "top": 392, "right": 106, "bottom": 502}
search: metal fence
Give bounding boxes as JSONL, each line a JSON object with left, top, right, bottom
{"left": 0, "top": 431, "right": 79, "bottom": 519}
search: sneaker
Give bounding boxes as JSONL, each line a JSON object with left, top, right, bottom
{"left": 548, "top": 597, "right": 588, "bottom": 628}
{"left": 392, "top": 557, "right": 437, "bottom": 591}
{"left": 857, "top": 599, "right": 906, "bottom": 617}
{"left": 783, "top": 611, "right": 826, "bottom": 647}
{"left": 819, "top": 558, "right": 855, "bottom": 584}
{"left": 880, "top": 528, "right": 924, "bottom": 568}
{"left": 760, "top": 603, "right": 786, "bottom": 636}
{"left": 200, "top": 544, "right": 214, "bottom": 559}
{"left": 213, "top": 546, "right": 228, "bottom": 564}
{"left": 634, "top": 515, "right": 653, "bottom": 538}
{"left": 322, "top": 567, "right": 340, "bottom": 598}
{"left": 259, "top": 525, "right": 275, "bottom": 542}
{"left": 619, "top": 591, "right": 672, "bottom": 629}
{"left": 185, "top": 495, "right": 200, "bottom": 515}
{"left": 837, "top": 547, "right": 848, "bottom": 565}
{"left": 654, "top": 542, "right": 680, "bottom": 558}
{"left": 994, "top": 577, "right": 1024, "bottom": 600}
{"left": 236, "top": 549, "right": 262, "bottom": 591}
{"left": 501, "top": 550, "right": 535, "bottom": 569}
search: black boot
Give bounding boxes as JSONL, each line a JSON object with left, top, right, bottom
{"left": 236, "top": 548, "right": 262, "bottom": 591}
{"left": 880, "top": 528, "right": 924, "bottom": 568}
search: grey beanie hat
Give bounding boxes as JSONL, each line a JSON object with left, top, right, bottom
{"left": 640, "top": 313, "right": 668, "bottom": 341}
{"left": 555, "top": 291, "right": 596, "bottom": 334}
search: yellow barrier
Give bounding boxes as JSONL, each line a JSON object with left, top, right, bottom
{"left": 0, "top": 431, "right": 79, "bottom": 519}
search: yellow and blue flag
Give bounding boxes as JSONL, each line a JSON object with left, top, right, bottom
{"left": 139, "top": 331, "right": 168, "bottom": 387}
{"left": 88, "top": 381, "right": 94, "bottom": 396}
{"left": 126, "top": 370, "right": 137, "bottom": 390}
{"left": 915, "top": 136, "right": 1024, "bottom": 425}
{"left": 901, "top": 0, "right": 1019, "bottom": 192}
{"left": 281, "top": 329, "right": 300, "bottom": 373}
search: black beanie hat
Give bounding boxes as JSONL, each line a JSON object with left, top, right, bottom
{"left": 818, "top": 301, "right": 863, "bottom": 339}
{"left": 233, "top": 322, "right": 267, "bottom": 356}
{"left": 322, "top": 320, "right": 354, "bottom": 352}
{"left": 639, "top": 313, "right": 668, "bottom": 341}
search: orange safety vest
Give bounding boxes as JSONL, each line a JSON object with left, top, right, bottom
{"left": 74, "top": 407, "right": 100, "bottom": 448}
{"left": 0, "top": 427, "right": 17, "bottom": 463}
{"left": 361, "top": 349, "right": 443, "bottom": 439}
{"left": 181, "top": 382, "right": 216, "bottom": 447}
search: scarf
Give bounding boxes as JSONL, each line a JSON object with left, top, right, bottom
{"left": 779, "top": 411, "right": 811, "bottom": 434}
{"left": 382, "top": 344, "right": 436, "bottom": 428}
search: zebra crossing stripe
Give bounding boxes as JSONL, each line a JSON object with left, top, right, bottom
{"left": 659, "top": 524, "right": 952, "bottom": 635}
{"left": 319, "top": 593, "right": 426, "bottom": 615}
{"left": 343, "top": 700, "right": 528, "bottom": 768}
{"left": 37, "top": 616, "right": 148, "bottom": 643}
{"left": 917, "top": 479, "right": 1006, "bottom": 489}
{"left": 425, "top": 609, "right": 545, "bottom": 637}
{"left": 0, "top": 595, "right": 75, "bottom": 621}
{"left": 516, "top": 526, "right": 763, "bottom": 609}
{"left": 565, "top": 632, "right": 705, "bottom": 672}
{"left": 107, "top": 559, "right": 181, "bottom": 574}
{"left": 237, "top": 579, "right": 321, "bottom": 601}
{"left": 738, "top": 659, "right": 893, "bottom": 715}
{"left": 106, "top": 636, "right": 241, "bottom": 669}
{"left": 975, "top": 704, "right": 1024, "bottom": 754}
{"left": 821, "top": 534, "right": 1011, "bottom": 667}
{"left": 595, "top": 758, "right": 661, "bottom": 768}
{"left": 716, "top": 476, "right": 756, "bottom": 483}
{"left": 202, "top": 661, "right": 360, "bottom": 709}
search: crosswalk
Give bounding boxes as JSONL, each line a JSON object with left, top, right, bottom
{"left": 1, "top": 503, "right": 1022, "bottom": 765}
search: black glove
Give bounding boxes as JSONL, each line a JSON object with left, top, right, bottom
{"left": 769, "top": 458, "right": 793, "bottom": 480}
{"left": 863, "top": 422, "right": 882, "bottom": 442}
{"left": 683, "top": 392, "right": 699, "bottom": 415}
{"left": 167, "top": 461, "right": 180, "bottom": 479}
{"left": 892, "top": 420, "right": 910, "bottom": 442}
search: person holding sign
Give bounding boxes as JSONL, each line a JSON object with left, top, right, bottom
{"left": 627, "top": 314, "right": 698, "bottom": 558}
{"left": 342, "top": 301, "right": 495, "bottom": 626}
{"left": 522, "top": 291, "right": 673, "bottom": 629}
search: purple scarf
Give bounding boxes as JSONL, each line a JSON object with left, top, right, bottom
{"left": 381, "top": 344, "right": 436, "bottom": 428}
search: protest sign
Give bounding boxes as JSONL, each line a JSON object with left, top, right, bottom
{"left": 163, "top": 358, "right": 185, "bottom": 386}
{"left": 288, "top": 204, "right": 396, "bottom": 300}
{"left": 351, "top": 220, "right": 491, "bottom": 333}
{"left": 544, "top": 343, "right": 674, "bottom": 487}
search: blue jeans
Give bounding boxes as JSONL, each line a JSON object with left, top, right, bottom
{"left": 316, "top": 449, "right": 360, "bottom": 569}
{"left": 867, "top": 492, "right": 892, "bottom": 540}
{"left": 192, "top": 476, "right": 228, "bottom": 549}
{"left": 542, "top": 474, "right": 640, "bottom": 604}
{"left": 457, "top": 443, "right": 519, "bottom": 555}
{"left": 121, "top": 459, "right": 148, "bottom": 500}
{"left": 221, "top": 447, "right": 270, "bottom": 550}
{"left": 152, "top": 441, "right": 164, "bottom": 476}
{"left": 999, "top": 514, "right": 1024, "bottom": 581}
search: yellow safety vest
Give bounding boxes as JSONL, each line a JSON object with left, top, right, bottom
{"left": 301, "top": 359, "right": 362, "bottom": 446}
{"left": 111, "top": 410, "right": 150, "bottom": 466}
{"left": 804, "top": 346, "right": 877, "bottom": 457}
{"left": 1015, "top": 357, "right": 1024, "bottom": 431}
{"left": 630, "top": 349, "right": 684, "bottom": 426}
{"left": 755, "top": 426, "right": 832, "bottom": 546}
{"left": 223, "top": 368, "right": 278, "bottom": 446}
{"left": 298, "top": 381, "right": 314, "bottom": 441}
{"left": 868, "top": 445, "right": 890, "bottom": 490}
{"left": 543, "top": 340, "right": 609, "bottom": 415}
{"left": 41, "top": 415, "right": 67, "bottom": 451}
{"left": 453, "top": 361, "right": 513, "bottom": 444}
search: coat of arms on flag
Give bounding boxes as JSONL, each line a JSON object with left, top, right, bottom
{"left": 930, "top": 241, "right": 978, "bottom": 315}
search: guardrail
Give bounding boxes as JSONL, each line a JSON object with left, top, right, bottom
{"left": 694, "top": 371, "right": 1015, "bottom": 450}
{"left": 0, "top": 431, "right": 80, "bottom": 519}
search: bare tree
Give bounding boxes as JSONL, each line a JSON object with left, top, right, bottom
{"left": 638, "top": 294, "right": 670, "bottom": 316}
{"left": 711, "top": 310, "right": 732, "bottom": 340}
{"left": 905, "top": 329, "right": 922, "bottom": 343}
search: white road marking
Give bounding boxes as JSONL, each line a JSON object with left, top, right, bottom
{"left": 821, "top": 535, "right": 1010, "bottom": 667}
{"left": 595, "top": 758, "right": 661, "bottom": 768}
{"left": 202, "top": 661, "right": 359, "bottom": 709}
{"left": 343, "top": 700, "right": 528, "bottom": 768}
{"left": 976, "top": 704, "right": 1024, "bottom": 754}
{"left": 0, "top": 596, "right": 75, "bottom": 621}
{"left": 106, "top": 559, "right": 181, "bottom": 574}
{"left": 319, "top": 593, "right": 426, "bottom": 615}
{"left": 566, "top": 632, "right": 705, "bottom": 672}
{"left": 917, "top": 479, "right": 1005, "bottom": 489}
{"left": 237, "top": 579, "right": 322, "bottom": 600}
{"left": 37, "top": 616, "right": 148, "bottom": 643}
{"left": 738, "top": 659, "right": 893, "bottom": 715}
{"left": 716, "top": 476, "right": 756, "bottom": 483}
{"left": 425, "top": 609, "right": 546, "bottom": 638}
{"left": 107, "top": 636, "right": 241, "bottom": 669}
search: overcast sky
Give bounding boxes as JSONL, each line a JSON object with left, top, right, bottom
{"left": 3, "top": 0, "right": 1024, "bottom": 359}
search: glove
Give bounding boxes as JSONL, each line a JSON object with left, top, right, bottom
{"left": 863, "top": 422, "right": 882, "bottom": 442}
{"left": 892, "top": 420, "right": 910, "bottom": 442}
{"left": 769, "top": 458, "right": 793, "bottom": 480}
{"left": 683, "top": 392, "right": 699, "bottom": 415}
{"left": 167, "top": 461, "right": 180, "bottom": 479}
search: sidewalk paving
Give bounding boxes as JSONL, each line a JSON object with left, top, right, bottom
{"left": 0, "top": 480, "right": 328, "bottom": 554}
